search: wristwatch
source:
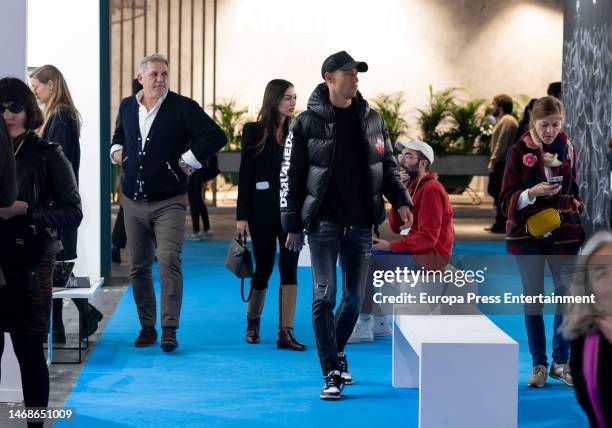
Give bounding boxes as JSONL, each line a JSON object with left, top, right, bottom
{"left": 178, "top": 157, "right": 187, "bottom": 170}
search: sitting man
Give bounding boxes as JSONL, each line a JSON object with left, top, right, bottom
{"left": 349, "top": 140, "right": 454, "bottom": 341}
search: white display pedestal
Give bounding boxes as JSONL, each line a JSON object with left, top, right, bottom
{"left": 0, "top": 333, "right": 24, "bottom": 403}
{"left": 392, "top": 314, "right": 518, "bottom": 428}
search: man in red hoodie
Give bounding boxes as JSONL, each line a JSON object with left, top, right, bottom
{"left": 372, "top": 140, "right": 454, "bottom": 261}
{"left": 348, "top": 140, "right": 454, "bottom": 342}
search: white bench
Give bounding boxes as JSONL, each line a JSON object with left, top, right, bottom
{"left": 51, "top": 277, "right": 104, "bottom": 364}
{"left": 392, "top": 313, "right": 518, "bottom": 428}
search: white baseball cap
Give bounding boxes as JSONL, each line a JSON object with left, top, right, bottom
{"left": 395, "top": 140, "right": 435, "bottom": 165}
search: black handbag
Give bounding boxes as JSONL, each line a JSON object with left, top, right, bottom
{"left": 224, "top": 234, "right": 254, "bottom": 302}
{"left": 0, "top": 217, "right": 47, "bottom": 274}
{"left": 0, "top": 217, "right": 47, "bottom": 292}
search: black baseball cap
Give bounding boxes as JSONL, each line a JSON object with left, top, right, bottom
{"left": 321, "top": 51, "right": 368, "bottom": 79}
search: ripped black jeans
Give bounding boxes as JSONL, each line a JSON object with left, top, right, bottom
{"left": 308, "top": 220, "right": 372, "bottom": 375}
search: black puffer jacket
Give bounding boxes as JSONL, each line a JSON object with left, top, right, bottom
{"left": 280, "top": 83, "right": 412, "bottom": 234}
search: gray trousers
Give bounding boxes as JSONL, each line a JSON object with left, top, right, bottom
{"left": 122, "top": 194, "right": 186, "bottom": 329}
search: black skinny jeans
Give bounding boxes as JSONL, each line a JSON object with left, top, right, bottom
{"left": 250, "top": 228, "right": 298, "bottom": 290}
{"left": 0, "top": 332, "right": 49, "bottom": 428}
{"left": 187, "top": 170, "right": 210, "bottom": 233}
{"left": 308, "top": 221, "right": 372, "bottom": 375}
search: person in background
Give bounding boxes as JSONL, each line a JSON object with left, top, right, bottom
{"left": 110, "top": 54, "right": 226, "bottom": 352}
{"left": 30, "top": 64, "right": 103, "bottom": 343}
{"left": 547, "top": 81, "right": 562, "bottom": 101}
{"left": 486, "top": 94, "right": 519, "bottom": 233}
{"left": 237, "top": 79, "right": 305, "bottom": 351}
{"left": 187, "top": 154, "right": 218, "bottom": 240}
{"left": 280, "top": 50, "right": 413, "bottom": 400}
{"left": 0, "top": 77, "right": 82, "bottom": 428}
{"left": 112, "top": 78, "right": 143, "bottom": 263}
{"left": 501, "top": 96, "right": 584, "bottom": 388}
{"left": 562, "top": 231, "right": 612, "bottom": 427}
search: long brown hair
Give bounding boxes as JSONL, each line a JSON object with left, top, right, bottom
{"left": 30, "top": 64, "right": 81, "bottom": 137}
{"left": 253, "top": 79, "right": 293, "bottom": 155}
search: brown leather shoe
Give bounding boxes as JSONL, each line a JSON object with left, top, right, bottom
{"left": 161, "top": 327, "right": 179, "bottom": 352}
{"left": 246, "top": 317, "right": 260, "bottom": 344}
{"left": 134, "top": 326, "right": 157, "bottom": 347}
{"left": 277, "top": 328, "right": 306, "bottom": 351}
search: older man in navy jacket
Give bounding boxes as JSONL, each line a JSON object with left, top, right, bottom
{"left": 110, "top": 54, "right": 226, "bottom": 352}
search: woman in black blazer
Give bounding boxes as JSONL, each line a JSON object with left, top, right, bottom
{"left": 237, "top": 79, "right": 305, "bottom": 351}
{"left": 562, "top": 231, "right": 612, "bottom": 427}
{"left": 30, "top": 65, "right": 103, "bottom": 343}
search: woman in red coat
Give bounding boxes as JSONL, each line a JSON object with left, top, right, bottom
{"left": 500, "top": 96, "right": 584, "bottom": 388}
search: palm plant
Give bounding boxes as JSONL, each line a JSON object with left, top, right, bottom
{"left": 210, "top": 98, "right": 248, "bottom": 151}
{"left": 416, "top": 85, "right": 458, "bottom": 154}
{"left": 371, "top": 92, "right": 408, "bottom": 146}
{"left": 446, "top": 99, "right": 485, "bottom": 153}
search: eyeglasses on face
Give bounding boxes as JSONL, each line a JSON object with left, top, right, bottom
{"left": 398, "top": 153, "right": 426, "bottom": 162}
{"left": 0, "top": 102, "right": 25, "bottom": 114}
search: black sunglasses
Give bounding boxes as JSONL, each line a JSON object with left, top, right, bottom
{"left": 0, "top": 102, "right": 25, "bottom": 114}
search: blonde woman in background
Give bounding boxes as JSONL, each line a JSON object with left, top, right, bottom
{"left": 30, "top": 65, "right": 103, "bottom": 343}
{"left": 562, "top": 231, "right": 612, "bottom": 427}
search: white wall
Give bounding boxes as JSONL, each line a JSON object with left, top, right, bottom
{"left": 0, "top": 0, "right": 27, "bottom": 79}
{"left": 215, "top": 0, "right": 563, "bottom": 133}
{"left": 0, "top": 0, "right": 27, "bottom": 404}
{"left": 28, "top": 0, "right": 101, "bottom": 277}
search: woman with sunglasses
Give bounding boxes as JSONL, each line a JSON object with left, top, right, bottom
{"left": 30, "top": 64, "right": 103, "bottom": 344}
{"left": 0, "top": 77, "right": 82, "bottom": 427}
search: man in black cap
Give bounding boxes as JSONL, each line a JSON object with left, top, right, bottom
{"left": 280, "top": 50, "right": 413, "bottom": 400}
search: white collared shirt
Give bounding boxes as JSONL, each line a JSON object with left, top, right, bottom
{"left": 110, "top": 90, "right": 201, "bottom": 168}
{"left": 136, "top": 89, "right": 167, "bottom": 147}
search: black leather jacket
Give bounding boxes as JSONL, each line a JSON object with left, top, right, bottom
{"left": 280, "top": 83, "right": 412, "bottom": 234}
{"left": 11, "top": 131, "right": 82, "bottom": 254}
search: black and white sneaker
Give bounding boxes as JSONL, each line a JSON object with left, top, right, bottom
{"left": 338, "top": 352, "right": 353, "bottom": 385}
{"left": 320, "top": 370, "right": 345, "bottom": 400}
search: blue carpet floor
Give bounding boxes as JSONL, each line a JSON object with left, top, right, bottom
{"left": 57, "top": 241, "right": 589, "bottom": 428}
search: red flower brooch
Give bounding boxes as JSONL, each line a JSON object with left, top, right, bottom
{"left": 522, "top": 153, "right": 538, "bottom": 167}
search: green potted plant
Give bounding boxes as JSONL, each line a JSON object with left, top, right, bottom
{"left": 416, "top": 85, "right": 458, "bottom": 156}
{"left": 210, "top": 98, "right": 249, "bottom": 152}
{"left": 371, "top": 92, "right": 409, "bottom": 146}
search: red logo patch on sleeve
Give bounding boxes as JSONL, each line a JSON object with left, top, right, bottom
{"left": 376, "top": 138, "right": 385, "bottom": 154}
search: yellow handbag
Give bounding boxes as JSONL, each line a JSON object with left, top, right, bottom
{"left": 526, "top": 208, "right": 561, "bottom": 238}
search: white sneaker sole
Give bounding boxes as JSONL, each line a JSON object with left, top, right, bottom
{"left": 320, "top": 395, "right": 342, "bottom": 400}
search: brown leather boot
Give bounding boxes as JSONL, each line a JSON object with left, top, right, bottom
{"left": 161, "top": 327, "right": 179, "bottom": 352}
{"left": 246, "top": 288, "right": 267, "bottom": 344}
{"left": 246, "top": 317, "right": 260, "bottom": 344}
{"left": 277, "top": 284, "right": 306, "bottom": 351}
{"left": 134, "top": 326, "right": 157, "bottom": 347}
